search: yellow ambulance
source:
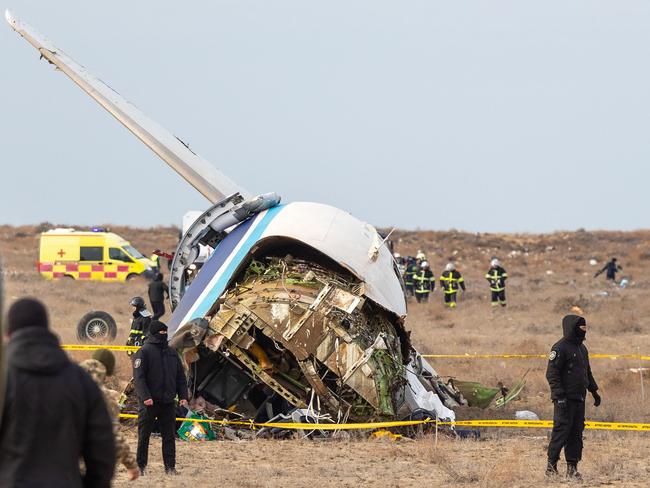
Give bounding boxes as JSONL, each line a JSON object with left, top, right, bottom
{"left": 38, "top": 228, "right": 156, "bottom": 281}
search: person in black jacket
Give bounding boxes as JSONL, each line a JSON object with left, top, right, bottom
{"left": 148, "top": 273, "right": 169, "bottom": 320}
{"left": 485, "top": 258, "right": 508, "bottom": 308}
{"left": 594, "top": 257, "right": 622, "bottom": 282}
{"left": 0, "top": 298, "right": 115, "bottom": 487}
{"left": 413, "top": 261, "right": 435, "bottom": 303}
{"left": 133, "top": 320, "right": 188, "bottom": 475}
{"left": 440, "top": 262, "right": 466, "bottom": 308}
{"left": 126, "top": 296, "right": 152, "bottom": 354}
{"left": 545, "top": 314, "right": 601, "bottom": 479}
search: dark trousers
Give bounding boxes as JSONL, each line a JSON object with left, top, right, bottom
{"left": 137, "top": 402, "right": 177, "bottom": 469}
{"left": 444, "top": 292, "right": 457, "bottom": 307}
{"left": 405, "top": 283, "right": 415, "bottom": 297}
{"left": 547, "top": 399, "right": 585, "bottom": 464}
{"left": 415, "top": 291, "right": 429, "bottom": 303}
{"left": 151, "top": 301, "right": 165, "bottom": 320}
{"left": 491, "top": 290, "right": 506, "bottom": 306}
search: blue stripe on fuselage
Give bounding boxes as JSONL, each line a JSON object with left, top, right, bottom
{"left": 168, "top": 205, "right": 284, "bottom": 335}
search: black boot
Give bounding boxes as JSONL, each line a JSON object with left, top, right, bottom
{"left": 545, "top": 460, "right": 559, "bottom": 477}
{"left": 566, "top": 463, "right": 582, "bottom": 479}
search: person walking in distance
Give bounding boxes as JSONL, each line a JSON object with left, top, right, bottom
{"left": 439, "top": 262, "right": 465, "bottom": 308}
{"left": 594, "top": 257, "right": 622, "bottom": 282}
{"left": 133, "top": 321, "right": 188, "bottom": 476}
{"left": 0, "top": 298, "right": 115, "bottom": 487}
{"left": 403, "top": 257, "right": 419, "bottom": 298}
{"left": 413, "top": 261, "right": 435, "bottom": 303}
{"left": 545, "top": 314, "right": 601, "bottom": 479}
{"left": 148, "top": 273, "right": 169, "bottom": 320}
{"left": 81, "top": 349, "right": 139, "bottom": 481}
{"left": 485, "top": 258, "right": 508, "bottom": 308}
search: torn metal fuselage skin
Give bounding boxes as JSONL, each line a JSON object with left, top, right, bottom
{"left": 7, "top": 11, "right": 458, "bottom": 426}
{"left": 169, "top": 201, "right": 418, "bottom": 422}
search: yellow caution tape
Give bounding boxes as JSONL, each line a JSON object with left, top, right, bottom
{"left": 118, "top": 413, "right": 650, "bottom": 432}
{"left": 62, "top": 344, "right": 139, "bottom": 352}
{"left": 423, "top": 353, "right": 650, "bottom": 361}
{"left": 61, "top": 345, "right": 648, "bottom": 360}
{"left": 118, "top": 413, "right": 434, "bottom": 430}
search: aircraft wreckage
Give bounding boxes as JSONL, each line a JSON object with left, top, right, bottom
{"left": 7, "top": 11, "right": 465, "bottom": 428}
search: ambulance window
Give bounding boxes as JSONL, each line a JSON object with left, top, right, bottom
{"left": 109, "top": 248, "right": 133, "bottom": 262}
{"left": 123, "top": 245, "right": 144, "bottom": 259}
{"left": 80, "top": 246, "right": 103, "bottom": 261}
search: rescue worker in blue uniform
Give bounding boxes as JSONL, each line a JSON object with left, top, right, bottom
{"left": 439, "top": 262, "right": 465, "bottom": 308}
{"left": 413, "top": 261, "right": 435, "bottom": 303}
{"left": 485, "top": 258, "right": 508, "bottom": 308}
{"left": 545, "top": 314, "right": 600, "bottom": 479}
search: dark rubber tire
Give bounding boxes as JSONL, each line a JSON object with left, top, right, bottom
{"left": 76, "top": 310, "right": 117, "bottom": 343}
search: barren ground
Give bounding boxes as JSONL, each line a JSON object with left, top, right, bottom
{"left": 2, "top": 224, "right": 649, "bottom": 487}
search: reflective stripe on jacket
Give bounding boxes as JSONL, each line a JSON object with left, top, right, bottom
{"left": 440, "top": 270, "right": 465, "bottom": 294}
{"left": 413, "top": 269, "right": 435, "bottom": 293}
{"left": 485, "top": 266, "right": 508, "bottom": 291}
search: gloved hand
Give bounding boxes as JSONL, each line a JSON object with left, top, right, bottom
{"left": 592, "top": 391, "right": 601, "bottom": 407}
{"left": 556, "top": 398, "right": 567, "bottom": 410}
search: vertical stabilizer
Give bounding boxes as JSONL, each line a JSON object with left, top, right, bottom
{"left": 5, "top": 10, "right": 248, "bottom": 203}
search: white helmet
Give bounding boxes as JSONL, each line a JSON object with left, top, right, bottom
{"left": 490, "top": 258, "right": 500, "bottom": 267}
{"left": 445, "top": 262, "right": 455, "bottom": 272}
{"left": 420, "top": 261, "right": 429, "bottom": 269}
{"left": 393, "top": 253, "right": 401, "bottom": 259}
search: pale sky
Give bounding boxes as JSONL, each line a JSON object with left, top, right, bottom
{"left": 2, "top": 1, "right": 649, "bottom": 232}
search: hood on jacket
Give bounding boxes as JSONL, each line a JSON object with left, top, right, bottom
{"left": 146, "top": 320, "right": 169, "bottom": 347}
{"left": 7, "top": 326, "right": 69, "bottom": 374}
{"left": 562, "top": 314, "right": 586, "bottom": 343}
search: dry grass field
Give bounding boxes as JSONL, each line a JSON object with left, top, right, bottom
{"left": 2, "top": 224, "right": 649, "bottom": 486}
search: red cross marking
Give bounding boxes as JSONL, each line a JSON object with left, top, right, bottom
{"left": 57, "top": 249, "right": 66, "bottom": 258}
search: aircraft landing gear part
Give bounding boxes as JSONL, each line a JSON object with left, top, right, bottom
{"left": 77, "top": 310, "right": 117, "bottom": 343}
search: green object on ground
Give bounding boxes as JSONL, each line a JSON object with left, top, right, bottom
{"left": 178, "top": 411, "right": 217, "bottom": 441}
{"left": 453, "top": 381, "right": 501, "bottom": 409}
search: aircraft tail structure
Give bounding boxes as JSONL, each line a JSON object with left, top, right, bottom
{"left": 5, "top": 10, "right": 248, "bottom": 203}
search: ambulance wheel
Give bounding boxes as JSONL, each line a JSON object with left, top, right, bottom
{"left": 77, "top": 311, "right": 117, "bottom": 343}
{"left": 126, "top": 273, "right": 138, "bottom": 281}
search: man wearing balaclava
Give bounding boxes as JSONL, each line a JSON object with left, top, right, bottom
{"left": 132, "top": 320, "right": 188, "bottom": 476}
{"left": 545, "top": 314, "right": 600, "bottom": 479}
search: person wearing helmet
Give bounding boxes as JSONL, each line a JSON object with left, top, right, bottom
{"left": 403, "top": 257, "right": 419, "bottom": 298}
{"left": 126, "top": 297, "right": 152, "bottom": 354}
{"left": 440, "top": 262, "right": 465, "bottom": 308}
{"left": 413, "top": 261, "right": 435, "bottom": 303}
{"left": 485, "top": 258, "right": 508, "bottom": 308}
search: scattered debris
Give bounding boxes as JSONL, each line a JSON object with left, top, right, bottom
{"left": 178, "top": 411, "right": 217, "bottom": 441}
{"left": 495, "top": 370, "right": 529, "bottom": 409}
{"left": 449, "top": 380, "right": 500, "bottom": 409}
{"left": 515, "top": 410, "right": 540, "bottom": 421}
